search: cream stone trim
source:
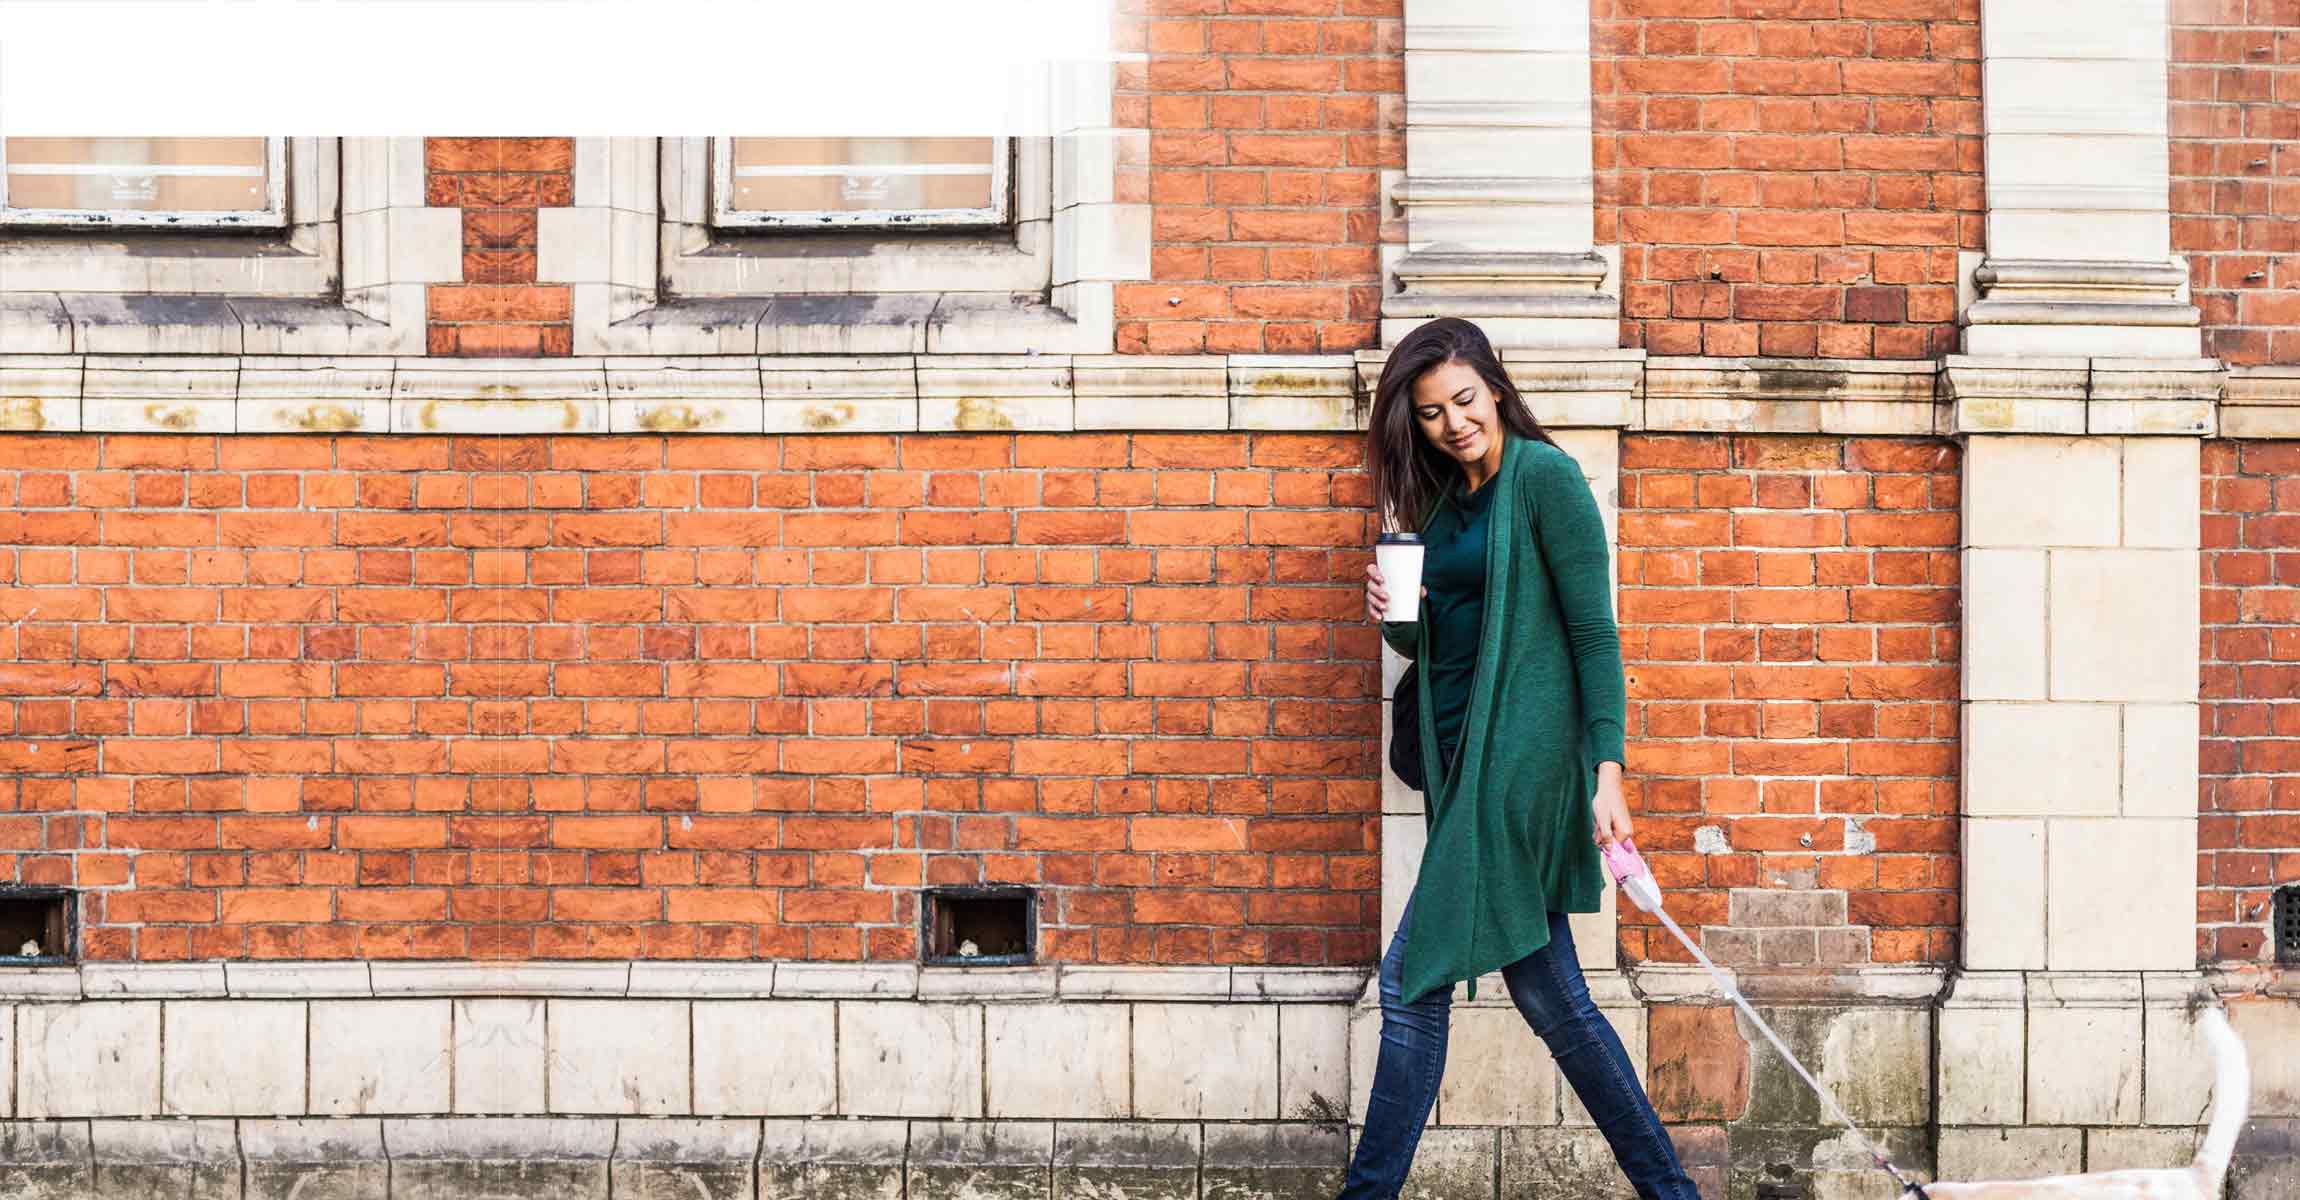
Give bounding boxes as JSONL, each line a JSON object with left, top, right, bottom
{"left": 0, "top": 139, "right": 442, "bottom": 357}
{"left": 2222, "top": 365, "right": 2300, "bottom": 438}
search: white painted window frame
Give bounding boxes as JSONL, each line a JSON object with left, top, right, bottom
{"left": 0, "top": 136, "right": 289, "bottom": 229}
{"left": 0, "top": 137, "right": 454, "bottom": 356}
{"left": 710, "top": 136, "right": 1013, "bottom": 230}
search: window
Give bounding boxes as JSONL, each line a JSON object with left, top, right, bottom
{"left": 713, "top": 136, "right": 1010, "bottom": 229}
{"left": 0, "top": 137, "right": 285, "bottom": 228}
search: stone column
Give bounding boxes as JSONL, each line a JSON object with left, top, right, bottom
{"left": 1963, "top": 0, "right": 2198, "bottom": 357}
{"left": 1382, "top": 0, "right": 1615, "bottom": 350}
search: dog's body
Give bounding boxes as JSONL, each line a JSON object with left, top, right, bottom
{"left": 1922, "top": 1005, "right": 2249, "bottom": 1200}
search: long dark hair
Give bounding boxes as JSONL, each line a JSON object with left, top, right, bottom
{"left": 1366, "top": 317, "right": 1557, "bottom": 534}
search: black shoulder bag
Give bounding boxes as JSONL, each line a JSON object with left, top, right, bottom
{"left": 1388, "top": 660, "right": 1424, "bottom": 793}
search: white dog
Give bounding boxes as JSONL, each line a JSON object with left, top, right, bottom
{"left": 1922, "top": 1003, "right": 2249, "bottom": 1200}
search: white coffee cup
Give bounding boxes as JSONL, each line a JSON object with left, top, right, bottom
{"left": 1375, "top": 532, "right": 1425, "bottom": 622}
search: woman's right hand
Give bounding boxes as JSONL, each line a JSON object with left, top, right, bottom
{"left": 1365, "top": 562, "right": 1389, "bottom": 623}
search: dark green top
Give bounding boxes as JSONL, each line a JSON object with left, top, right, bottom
{"left": 1378, "top": 434, "right": 1627, "bottom": 1004}
{"left": 1420, "top": 466, "right": 1498, "bottom": 781}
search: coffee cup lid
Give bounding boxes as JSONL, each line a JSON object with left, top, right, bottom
{"left": 1376, "top": 531, "right": 1422, "bottom": 544}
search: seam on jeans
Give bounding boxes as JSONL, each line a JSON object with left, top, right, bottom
{"left": 1541, "top": 928, "right": 1686, "bottom": 1191}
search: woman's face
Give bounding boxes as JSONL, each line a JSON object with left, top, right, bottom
{"left": 1411, "top": 359, "right": 1503, "bottom": 471}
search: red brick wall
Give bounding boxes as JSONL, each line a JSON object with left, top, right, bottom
{"left": 1119, "top": 0, "right": 1401, "bottom": 354}
{"left": 424, "top": 138, "right": 574, "bottom": 357}
{"left": 1593, "top": 0, "right": 1983, "bottom": 359}
{"left": 2171, "top": 2, "right": 2300, "bottom": 365}
{"left": 1616, "top": 434, "right": 1961, "bottom": 965}
{"left": 2200, "top": 438, "right": 2300, "bottom": 963}
{"left": 0, "top": 433, "right": 1380, "bottom": 963}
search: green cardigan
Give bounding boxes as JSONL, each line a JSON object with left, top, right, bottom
{"left": 1379, "top": 433, "right": 1627, "bottom": 1004}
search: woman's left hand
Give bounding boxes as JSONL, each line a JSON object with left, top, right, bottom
{"left": 1591, "top": 761, "right": 1632, "bottom": 846}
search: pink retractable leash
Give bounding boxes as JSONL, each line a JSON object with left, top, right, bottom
{"left": 1603, "top": 839, "right": 1932, "bottom": 1199}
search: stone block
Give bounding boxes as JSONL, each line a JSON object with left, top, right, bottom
{"left": 1499, "top": 1127, "right": 1635, "bottom": 1199}
{"left": 2047, "top": 549, "right": 2199, "bottom": 703}
{"left": 908, "top": 1121, "right": 1055, "bottom": 1200}
{"left": 2230, "top": 997, "right": 2300, "bottom": 1118}
{"left": 1960, "top": 549, "right": 2047, "bottom": 700}
{"left": 2027, "top": 975, "right": 2143, "bottom": 1125}
{"left": 1961, "top": 819, "right": 2045, "bottom": 970}
{"left": 986, "top": 1002, "right": 1130, "bottom": 1119}
{"left": 19, "top": 1001, "right": 162, "bottom": 1118}
{"left": 1963, "top": 435, "right": 2119, "bottom": 548}
{"left": 1963, "top": 702, "right": 2118, "bottom": 817}
{"left": 757, "top": 1117, "right": 908, "bottom": 1200}
{"left": 1936, "top": 1127, "right": 2081, "bottom": 1180}
{"left": 241, "top": 1119, "right": 388, "bottom": 1200}
{"left": 1132, "top": 1003, "right": 1278, "bottom": 1120}
{"left": 0, "top": 1120, "right": 95, "bottom": 1195}
{"left": 2142, "top": 979, "right": 2218, "bottom": 1127}
{"left": 838, "top": 1002, "right": 984, "bottom": 1118}
{"left": 2084, "top": 1126, "right": 2195, "bottom": 1171}
{"left": 90, "top": 1118, "right": 238, "bottom": 1199}
{"left": 311, "top": 999, "right": 452, "bottom": 1115}
{"left": 1647, "top": 1005, "right": 1748, "bottom": 1123}
{"left": 1728, "top": 889, "right": 1848, "bottom": 928}
{"left": 1201, "top": 1123, "right": 1347, "bottom": 1200}
{"left": 453, "top": 999, "right": 548, "bottom": 1115}
{"left": 1818, "top": 1007, "right": 1931, "bottom": 1127}
{"left": 383, "top": 1117, "right": 614, "bottom": 1200}
{"left": 1279, "top": 1003, "right": 1353, "bottom": 1123}
{"left": 2045, "top": 818, "right": 2195, "bottom": 971}
{"left": 2120, "top": 704, "right": 2200, "bottom": 819}
{"left": 1349, "top": 992, "right": 1382, "bottom": 1127}
{"left": 2118, "top": 435, "right": 2199, "bottom": 549}
{"left": 1052, "top": 1122, "right": 1199, "bottom": 1200}
{"left": 1436, "top": 1007, "right": 1557, "bottom": 1126}
{"left": 613, "top": 1118, "right": 762, "bottom": 1200}
{"left": 165, "top": 1000, "right": 306, "bottom": 1116}
{"left": 1937, "top": 974, "right": 2026, "bottom": 1126}
{"left": 2231, "top": 1119, "right": 2300, "bottom": 1200}
{"left": 547, "top": 999, "right": 689, "bottom": 1115}
{"left": 694, "top": 1000, "right": 837, "bottom": 1116}
{"left": 1400, "top": 1126, "right": 1496, "bottom": 1200}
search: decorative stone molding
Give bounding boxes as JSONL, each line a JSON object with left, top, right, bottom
{"left": 1938, "top": 356, "right": 2219, "bottom": 436}
{"left": 1641, "top": 356, "right": 1943, "bottom": 436}
{"left": 1385, "top": 0, "right": 1614, "bottom": 349}
{"left": 2222, "top": 366, "right": 2300, "bottom": 438}
{"left": 1965, "top": 0, "right": 2198, "bottom": 357}
{"left": 0, "top": 139, "right": 448, "bottom": 357}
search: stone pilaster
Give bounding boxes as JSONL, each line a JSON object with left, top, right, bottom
{"left": 1963, "top": 0, "right": 2198, "bottom": 356}
{"left": 1382, "top": 0, "right": 1614, "bottom": 349}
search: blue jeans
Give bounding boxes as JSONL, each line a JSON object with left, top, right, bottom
{"left": 1337, "top": 899, "right": 1700, "bottom": 1200}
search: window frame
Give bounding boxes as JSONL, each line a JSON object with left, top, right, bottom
{"left": 0, "top": 136, "right": 289, "bottom": 230}
{"left": 709, "top": 136, "right": 1014, "bottom": 231}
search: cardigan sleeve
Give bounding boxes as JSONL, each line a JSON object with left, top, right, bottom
{"left": 1379, "top": 620, "right": 1418, "bottom": 659}
{"left": 1525, "top": 446, "right": 1627, "bottom": 767}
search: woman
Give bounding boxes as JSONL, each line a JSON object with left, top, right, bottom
{"left": 1347, "top": 317, "right": 1697, "bottom": 1199}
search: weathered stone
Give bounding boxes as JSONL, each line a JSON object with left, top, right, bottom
{"left": 545, "top": 999, "right": 689, "bottom": 1115}
{"left": 1052, "top": 1121, "right": 1199, "bottom": 1200}
{"left": 1498, "top": 1126, "right": 1635, "bottom": 1199}
{"left": 1436, "top": 1007, "right": 1556, "bottom": 1126}
{"left": 1399, "top": 1126, "right": 1496, "bottom": 1200}
{"left": 985, "top": 1003, "right": 1130, "bottom": 1119}
{"left": 1726, "top": 1125, "right": 1928, "bottom": 1200}
{"left": 838, "top": 1002, "right": 984, "bottom": 1118}
{"left": 694, "top": 1001, "right": 837, "bottom": 1117}
{"left": 241, "top": 1119, "right": 388, "bottom": 1200}
{"left": 613, "top": 1118, "right": 762, "bottom": 1200}
{"left": 1201, "top": 1123, "right": 1346, "bottom": 1200}
{"left": 383, "top": 1117, "right": 614, "bottom": 1200}
{"left": 2083, "top": 1126, "right": 2194, "bottom": 1171}
{"left": 908, "top": 1121, "right": 1055, "bottom": 1200}
{"left": 452, "top": 998, "right": 548, "bottom": 1115}
{"left": 165, "top": 1001, "right": 308, "bottom": 1116}
{"left": 0, "top": 1120, "right": 94, "bottom": 1196}
{"left": 757, "top": 1117, "right": 907, "bottom": 1200}
{"left": 2230, "top": 996, "right": 2300, "bottom": 1118}
{"left": 89, "top": 1118, "right": 237, "bottom": 1199}
{"left": 2026, "top": 975, "right": 2143, "bottom": 1126}
{"left": 1935, "top": 1127, "right": 2081, "bottom": 1180}
{"left": 19, "top": 1002, "right": 162, "bottom": 1118}
{"left": 2230, "top": 1118, "right": 2300, "bottom": 1200}
{"left": 310, "top": 999, "right": 453, "bottom": 1115}
{"left": 1817, "top": 1007, "right": 1931, "bottom": 1126}
{"left": 1937, "top": 973, "right": 2025, "bottom": 1125}
{"left": 1279, "top": 1003, "right": 1354, "bottom": 1124}
{"left": 1648, "top": 1005, "right": 1749, "bottom": 1123}
{"left": 1132, "top": 1003, "right": 1279, "bottom": 1120}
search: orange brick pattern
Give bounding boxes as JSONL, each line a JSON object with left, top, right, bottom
{"left": 2171, "top": 2, "right": 2300, "bottom": 364}
{"left": 424, "top": 138, "right": 575, "bottom": 357}
{"left": 0, "top": 434, "right": 1381, "bottom": 963}
{"left": 1593, "top": 0, "right": 1984, "bottom": 359}
{"left": 1118, "top": 0, "right": 1402, "bottom": 355}
{"left": 2200, "top": 439, "right": 2300, "bottom": 963}
{"left": 1616, "top": 435, "right": 1961, "bottom": 965}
